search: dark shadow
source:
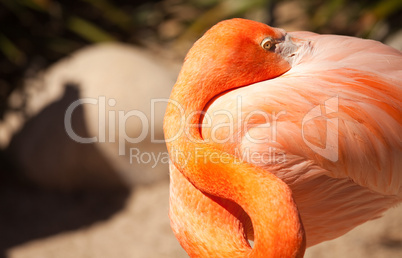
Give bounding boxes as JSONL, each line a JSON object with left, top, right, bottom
{"left": 0, "top": 168, "right": 129, "bottom": 258}
{"left": 380, "top": 236, "right": 402, "bottom": 249}
{"left": 6, "top": 83, "right": 127, "bottom": 191}
{"left": 0, "top": 84, "right": 130, "bottom": 257}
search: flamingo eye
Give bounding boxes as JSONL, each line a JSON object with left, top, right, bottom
{"left": 261, "top": 38, "right": 274, "bottom": 51}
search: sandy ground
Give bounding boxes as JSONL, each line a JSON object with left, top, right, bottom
{"left": 1, "top": 176, "right": 401, "bottom": 258}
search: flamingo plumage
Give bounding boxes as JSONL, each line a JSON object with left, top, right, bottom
{"left": 164, "top": 18, "right": 402, "bottom": 257}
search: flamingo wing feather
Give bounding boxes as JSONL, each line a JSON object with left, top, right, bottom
{"left": 201, "top": 33, "right": 402, "bottom": 246}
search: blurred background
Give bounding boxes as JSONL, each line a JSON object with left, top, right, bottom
{"left": 0, "top": 0, "right": 401, "bottom": 257}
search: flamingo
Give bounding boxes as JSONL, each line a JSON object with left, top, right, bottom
{"left": 164, "top": 18, "right": 402, "bottom": 257}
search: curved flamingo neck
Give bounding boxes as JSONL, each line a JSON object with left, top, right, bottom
{"left": 165, "top": 77, "right": 306, "bottom": 257}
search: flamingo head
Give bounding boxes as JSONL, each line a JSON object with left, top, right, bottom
{"left": 177, "top": 18, "right": 300, "bottom": 95}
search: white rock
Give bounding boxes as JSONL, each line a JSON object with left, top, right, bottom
{"left": 3, "top": 43, "right": 177, "bottom": 191}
